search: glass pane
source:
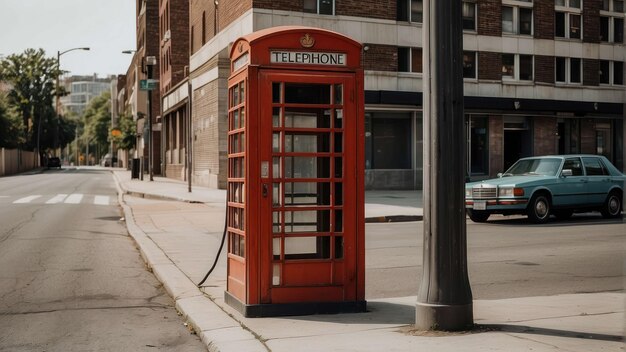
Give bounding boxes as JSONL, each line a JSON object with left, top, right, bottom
{"left": 273, "top": 238, "right": 281, "bottom": 260}
{"left": 232, "top": 86, "right": 239, "bottom": 107}
{"left": 319, "top": 0, "right": 333, "bottom": 14}
{"left": 273, "top": 107, "right": 282, "bottom": 127}
{"left": 272, "top": 82, "right": 281, "bottom": 103}
{"left": 570, "top": 58, "right": 581, "bottom": 83}
{"left": 603, "top": 0, "right": 610, "bottom": 10}
{"left": 273, "top": 132, "right": 281, "bottom": 152}
{"left": 411, "top": 48, "right": 422, "bottom": 73}
{"left": 273, "top": 157, "right": 281, "bottom": 178}
{"left": 470, "top": 116, "right": 489, "bottom": 174}
{"left": 335, "top": 157, "right": 343, "bottom": 178}
{"left": 233, "top": 110, "right": 239, "bottom": 130}
{"left": 600, "top": 17, "right": 609, "bottom": 42}
{"left": 502, "top": 7, "right": 514, "bottom": 33}
{"left": 600, "top": 60, "right": 610, "bottom": 84}
{"left": 273, "top": 183, "right": 282, "bottom": 207}
{"left": 519, "top": 8, "right": 532, "bottom": 35}
{"left": 555, "top": 12, "right": 565, "bottom": 37}
{"left": 272, "top": 264, "right": 281, "bottom": 285}
{"left": 615, "top": 0, "right": 624, "bottom": 12}
{"left": 285, "top": 210, "right": 331, "bottom": 233}
{"left": 334, "top": 236, "right": 344, "bottom": 259}
{"left": 502, "top": 54, "right": 515, "bottom": 78}
{"left": 463, "top": 51, "right": 476, "bottom": 78}
{"left": 335, "top": 183, "right": 343, "bottom": 205}
{"left": 284, "top": 236, "right": 331, "bottom": 260}
{"left": 285, "top": 133, "right": 330, "bottom": 153}
{"left": 334, "top": 132, "right": 343, "bottom": 152}
{"left": 570, "top": 0, "right": 581, "bottom": 7}
{"left": 614, "top": 62, "right": 624, "bottom": 85}
{"left": 335, "top": 210, "right": 343, "bottom": 232}
{"left": 239, "top": 82, "right": 245, "bottom": 105}
{"left": 615, "top": 18, "right": 624, "bottom": 43}
{"left": 273, "top": 211, "right": 282, "bottom": 233}
{"left": 284, "top": 83, "right": 330, "bottom": 104}
{"left": 303, "top": 0, "right": 316, "bottom": 12}
{"left": 570, "top": 14, "right": 581, "bottom": 39}
{"left": 334, "top": 109, "right": 343, "bottom": 128}
{"left": 285, "top": 157, "right": 330, "bottom": 178}
{"left": 556, "top": 0, "right": 566, "bottom": 5}
{"left": 411, "top": 0, "right": 423, "bottom": 23}
{"left": 239, "top": 109, "right": 245, "bottom": 128}
{"left": 462, "top": 2, "right": 476, "bottom": 30}
{"left": 334, "top": 84, "right": 343, "bottom": 104}
{"left": 398, "top": 47, "right": 410, "bottom": 72}
{"left": 556, "top": 57, "right": 566, "bottom": 82}
{"left": 519, "top": 55, "right": 533, "bottom": 81}
{"left": 285, "top": 108, "right": 331, "bottom": 128}
{"left": 285, "top": 182, "right": 331, "bottom": 206}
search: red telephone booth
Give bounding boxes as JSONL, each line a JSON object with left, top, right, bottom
{"left": 226, "top": 26, "right": 365, "bottom": 317}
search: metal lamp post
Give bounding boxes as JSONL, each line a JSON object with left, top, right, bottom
{"left": 56, "top": 47, "right": 89, "bottom": 164}
{"left": 145, "top": 56, "right": 156, "bottom": 181}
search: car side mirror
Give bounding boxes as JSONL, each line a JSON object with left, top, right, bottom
{"left": 561, "top": 169, "right": 573, "bottom": 177}
{"left": 497, "top": 172, "right": 503, "bottom": 178}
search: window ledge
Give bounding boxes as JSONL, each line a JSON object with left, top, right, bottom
{"left": 554, "top": 37, "right": 583, "bottom": 42}
{"left": 502, "top": 79, "right": 534, "bottom": 85}
{"left": 502, "top": 33, "right": 534, "bottom": 39}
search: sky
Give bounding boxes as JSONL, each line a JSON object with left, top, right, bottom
{"left": 0, "top": 0, "right": 136, "bottom": 77}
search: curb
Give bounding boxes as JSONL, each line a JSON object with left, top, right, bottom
{"left": 110, "top": 172, "right": 268, "bottom": 352}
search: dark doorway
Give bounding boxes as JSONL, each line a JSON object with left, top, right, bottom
{"left": 504, "top": 129, "right": 532, "bottom": 170}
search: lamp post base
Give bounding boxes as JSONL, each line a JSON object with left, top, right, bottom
{"left": 415, "top": 302, "right": 473, "bottom": 331}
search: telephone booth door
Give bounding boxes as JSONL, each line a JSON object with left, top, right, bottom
{"left": 225, "top": 26, "right": 365, "bottom": 317}
{"left": 259, "top": 72, "right": 359, "bottom": 305}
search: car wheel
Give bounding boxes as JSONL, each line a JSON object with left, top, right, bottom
{"left": 527, "top": 193, "right": 551, "bottom": 224}
{"left": 600, "top": 191, "right": 622, "bottom": 219}
{"left": 467, "top": 209, "right": 490, "bottom": 223}
{"left": 553, "top": 209, "right": 573, "bottom": 221}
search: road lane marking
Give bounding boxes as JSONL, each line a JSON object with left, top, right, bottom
{"left": 94, "top": 196, "right": 109, "bottom": 205}
{"left": 64, "top": 194, "right": 84, "bottom": 204}
{"left": 14, "top": 195, "right": 41, "bottom": 203}
{"left": 46, "top": 194, "right": 68, "bottom": 204}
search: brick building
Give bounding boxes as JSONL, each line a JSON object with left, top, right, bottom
{"left": 161, "top": 0, "right": 625, "bottom": 189}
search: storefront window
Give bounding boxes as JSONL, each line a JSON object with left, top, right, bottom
{"left": 467, "top": 115, "right": 489, "bottom": 175}
{"left": 365, "top": 112, "right": 412, "bottom": 169}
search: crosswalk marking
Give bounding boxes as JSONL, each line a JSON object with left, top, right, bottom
{"left": 46, "top": 194, "right": 68, "bottom": 204}
{"left": 14, "top": 195, "right": 41, "bottom": 204}
{"left": 94, "top": 196, "right": 109, "bottom": 205}
{"left": 64, "top": 194, "right": 84, "bottom": 204}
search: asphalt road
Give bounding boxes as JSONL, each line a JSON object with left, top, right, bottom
{"left": 366, "top": 213, "right": 625, "bottom": 300}
{"left": 0, "top": 168, "right": 205, "bottom": 351}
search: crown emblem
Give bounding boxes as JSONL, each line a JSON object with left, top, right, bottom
{"left": 238, "top": 43, "right": 244, "bottom": 53}
{"left": 300, "top": 34, "right": 315, "bottom": 48}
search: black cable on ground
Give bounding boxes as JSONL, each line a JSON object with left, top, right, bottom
{"left": 197, "top": 199, "right": 228, "bottom": 287}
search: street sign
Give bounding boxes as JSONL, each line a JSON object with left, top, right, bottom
{"left": 140, "top": 79, "right": 159, "bottom": 91}
{"left": 111, "top": 128, "right": 122, "bottom": 137}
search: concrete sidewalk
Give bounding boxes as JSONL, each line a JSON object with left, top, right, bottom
{"left": 110, "top": 168, "right": 624, "bottom": 352}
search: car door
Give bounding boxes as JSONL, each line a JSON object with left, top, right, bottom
{"left": 553, "top": 157, "right": 588, "bottom": 207}
{"left": 582, "top": 157, "right": 611, "bottom": 205}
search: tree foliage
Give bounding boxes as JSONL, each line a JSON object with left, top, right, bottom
{"left": 82, "top": 91, "right": 111, "bottom": 153}
{"left": 114, "top": 113, "right": 136, "bottom": 150}
{"left": 0, "top": 48, "right": 63, "bottom": 153}
{"left": 0, "top": 92, "right": 25, "bottom": 148}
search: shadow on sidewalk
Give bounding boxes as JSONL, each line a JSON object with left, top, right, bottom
{"left": 479, "top": 324, "right": 624, "bottom": 342}
{"left": 279, "top": 301, "right": 415, "bottom": 325}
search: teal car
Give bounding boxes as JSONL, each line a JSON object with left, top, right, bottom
{"left": 465, "top": 155, "right": 625, "bottom": 223}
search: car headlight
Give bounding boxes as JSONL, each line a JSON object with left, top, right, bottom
{"left": 465, "top": 188, "right": 472, "bottom": 198}
{"left": 498, "top": 187, "right": 524, "bottom": 197}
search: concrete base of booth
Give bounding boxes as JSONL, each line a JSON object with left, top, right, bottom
{"left": 225, "top": 291, "right": 367, "bottom": 318}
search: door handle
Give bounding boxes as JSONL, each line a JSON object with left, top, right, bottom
{"left": 262, "top": 184, "right": 268, "bottom": 198}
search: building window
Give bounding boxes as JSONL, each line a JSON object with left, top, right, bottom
{"left": 466, "top": 115, "right": 489, "bottom": 175}
{"left": 397, "top": 0, "right": 423, "bottom": 23}
{"left": 398, "top": 48, "right": 422, "bottom": 73}
{"left": 304, "top": 0, "right": 334, "bottom": 15}
{"left": 502, "top": 54, "right": 533, "bottom": 81}
{"left": 365, "top": 113, "right": 412, "bottom": 170}
{"left": 600, "top": 13, "right": 624, "bottom": 43}
{"left": 555, "top": 57, "right": 582, "bottom": 84}
{"left": 502, "top": 5, "right": 533, "bottom": 35}
{"left": 463, "top": 51, "right": 477, "bottom": 78}
{"left": 555, "top": 12, "right": 582, "bottom": 39}
{"left": 602, "top": 60, "right": 624, "bottom": 85}
{"left": 463, "top": 1, "right": 477, "bottom": 31}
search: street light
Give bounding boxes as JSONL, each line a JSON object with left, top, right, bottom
{"left": 145, "top": 56, "right": 156, "bottom": 182}
{"left": 56, "top": 47, "right": 89, "bottom": 164}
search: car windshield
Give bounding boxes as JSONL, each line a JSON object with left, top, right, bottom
{"left": 502, "top": 158, "right": 562, "bottom": 176}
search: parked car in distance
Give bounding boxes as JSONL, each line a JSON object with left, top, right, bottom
{"left": 100, "top": 154, "right": 118, "bottom": 167}
{"left": 46, "top": 157, "right": 61, "bottom": 169}
{"left": 465, "top": 155, "right": 625, "bottom": 223}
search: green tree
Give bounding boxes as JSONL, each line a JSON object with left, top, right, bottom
{"left": 0, "top": 48, "right": 61, "bottom": 155}
{"left": 82, "top": 91, "right": 111, "bottom": 159}
{"left": 0, "top": 92, "right": 25, "bottom": 148}
{"left": 114, "top": 113, "right": 136, "bottom": 150}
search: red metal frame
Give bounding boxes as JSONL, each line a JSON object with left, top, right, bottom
{"left": 226, "top": 26, "right": 364, "bottom": 315}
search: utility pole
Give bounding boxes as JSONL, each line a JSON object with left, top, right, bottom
{"left": 416, "top": 0, "right": 473, "bottom": 331}
{"left": 187, "top": 79, "right": 193, "bottom": 193}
